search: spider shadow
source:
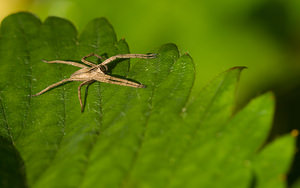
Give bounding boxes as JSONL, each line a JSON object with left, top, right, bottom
{"left": 104, "top": 58, "right": 127, "bottom": 73}
{"left": 81, "top": 75, "right": 144, "bottom": 113}
{"left": 81, "top": 81, "right": 93, "bottom": 113}
{"left": 103, "top": 57, "right": 144, "bottom": 86}
{"left": 80, "top": 58, "right": 145, "bottom": 112}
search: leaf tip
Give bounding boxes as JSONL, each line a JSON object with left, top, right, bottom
{"left": 181, "top": 52, "right": 193, "bottom": 61}
{"left": 291, "top": 129, "right": 299, "bottom": 138}
{"left": 228, "top": 66, "right": 247, "bottom": 71}
{"left": 89, "top": 17, "right": 114, "bottom": 31}
{"left": 2, "top": 11, "right": 40, "bottom": 22}
{"left": 43, "top": 16, "right": 77, "bottom": 34}
{"left": 158, "top": 43, "right": 180, "bottom": 59}
{"left": 82, "top": 17, "right": 117, "bottom": 43}
{"left": 1, "top": 11, "right": 41, "bottom": 32}
{"left": 93, "top": 17, "right": 110, "bottom": 24}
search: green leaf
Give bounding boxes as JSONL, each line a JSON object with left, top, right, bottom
{"left": 0, "top": 12, "right": 295, "bottom": 188}
{"left": 253, "top": 135, "right": 295, "bottom": 188}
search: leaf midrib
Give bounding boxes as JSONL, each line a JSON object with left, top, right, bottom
{"left": 76, "top": 25, "right": 106, "bottom": 187}
{"left": 0, "top": 96, "right": 14, "bottom": 145}
{"left": 17, "top": 16, "right": 33, "bottom": 143}
{"left": 32, "top": 23, "right": 70, "bottom": 185}
{"left": 119, "top": 54, "right": 180, "bottom": 187}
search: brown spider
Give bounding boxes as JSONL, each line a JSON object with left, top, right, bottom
{"left": 32, "top": 53, "right": 156, "bottom": 112}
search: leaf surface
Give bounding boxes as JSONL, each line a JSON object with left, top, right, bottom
{"left": 0, "top": 12, "right": 295, "bottom": 188}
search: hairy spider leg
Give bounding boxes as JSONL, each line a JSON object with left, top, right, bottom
{"left": 94, "top": 75, "right": 145, "bottom": 88}
{"left": 81, "top": 53, "right": 105, "bottom": 67}
{"left": 43, "top": 60, "right": 88, "bottom": 68}
{"left": 100, "top": 53, "right": 156, "bottom": 66}
{"left": 32, "top": 78, "right": 72, "bottom": 96}
{"left": 78, "top": 80, "right": 95, "bottom": 112}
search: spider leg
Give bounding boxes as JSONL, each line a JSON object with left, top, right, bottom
{"left": 43, "top": 60, "right": 88, "bottom": 68}
{"left": 97, "top": 75, "right": 145, "bottom": 88}
{"left": 32, "top": 78, "right": 72, "bottom": 97}
{"left": 78, "top": 80, "right": 95, "bottom": 112}
{"left": 100, "top": 53, "right": 156, "bottom": 66}
{"left": 81, "top": 53, "right": 105, "bottom": 67}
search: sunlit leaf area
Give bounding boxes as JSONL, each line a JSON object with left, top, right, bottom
{"left": 0, "top": 1, "right": 300, "bottom": 187}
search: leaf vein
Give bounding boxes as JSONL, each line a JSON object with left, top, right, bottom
{"left": 120, "top": 54, "right": 178, "bottom": 187}
{"left": 0, "top": 95, "right": 14, "bottom": 145}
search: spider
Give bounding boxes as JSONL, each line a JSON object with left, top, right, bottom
{"left": 32, "top": 53, "right": 156, "bottom": 112}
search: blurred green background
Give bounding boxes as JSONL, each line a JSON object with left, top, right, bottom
{"left": 1, "top": 0, "right": 300, "bottom": 186}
